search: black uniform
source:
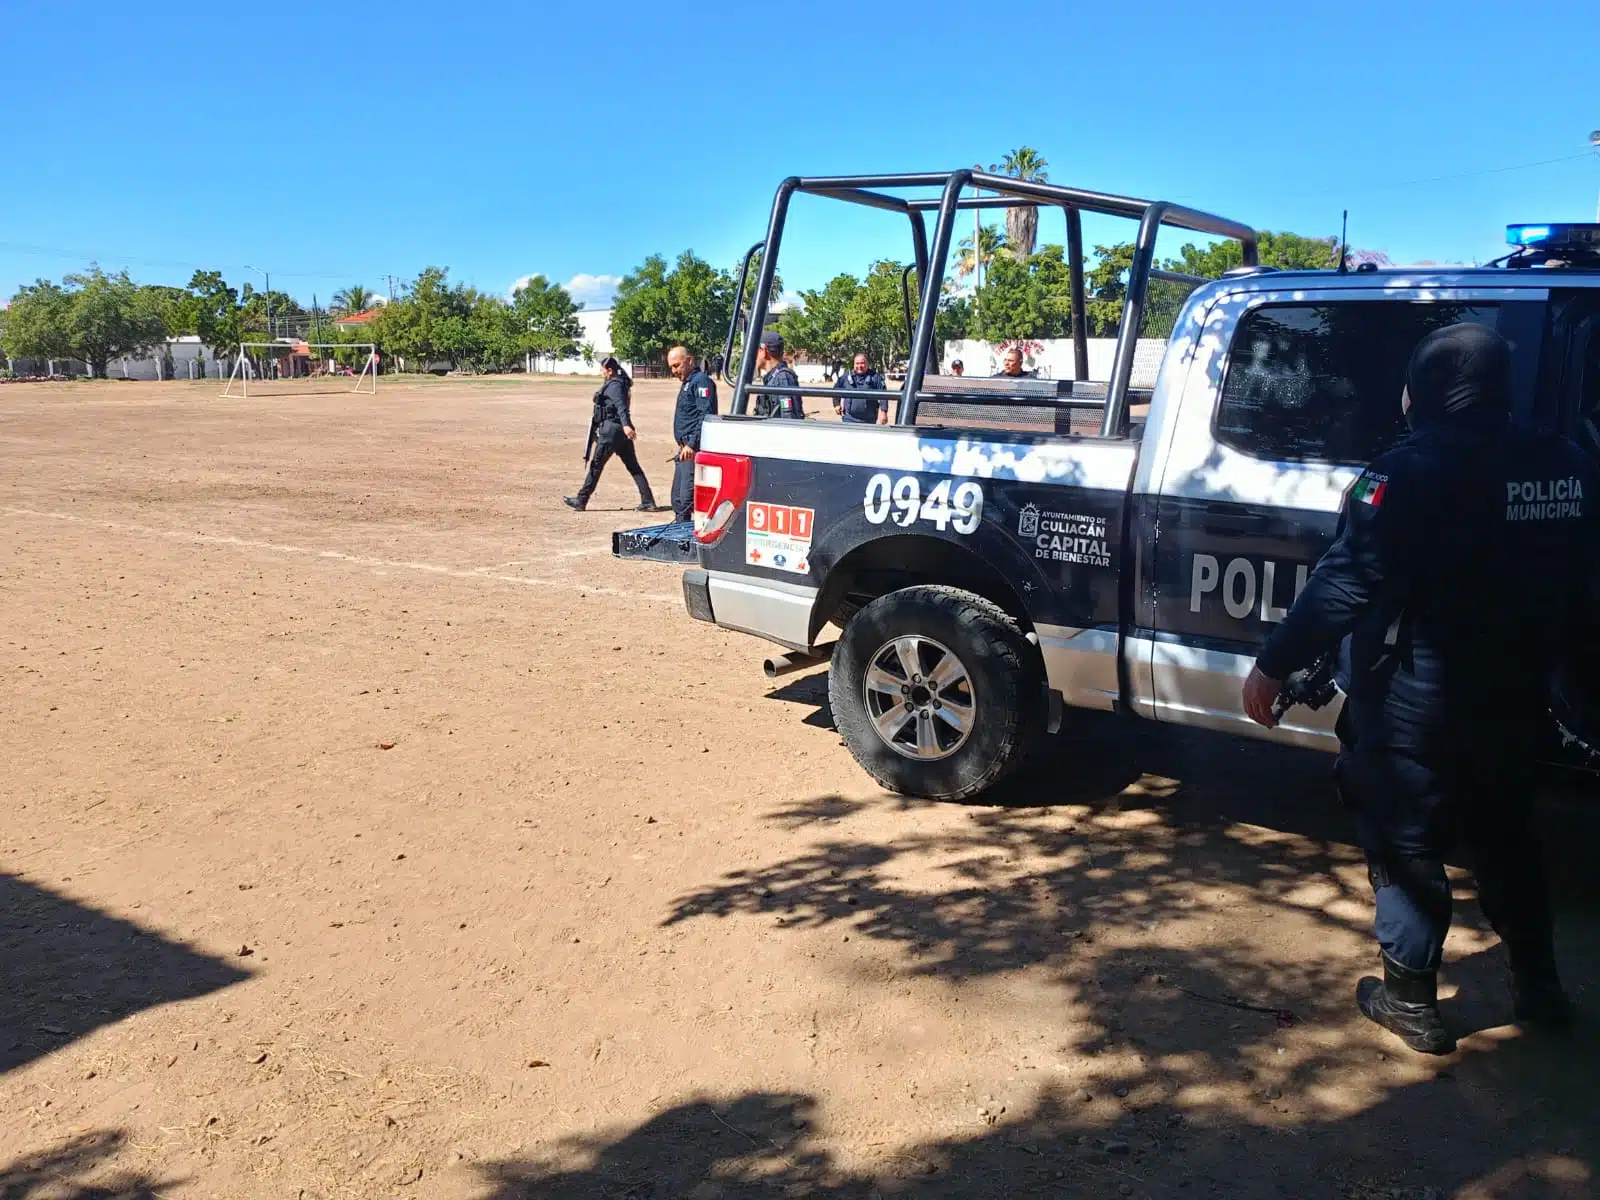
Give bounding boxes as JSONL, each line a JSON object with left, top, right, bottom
{"left": 754, "top": 361, "right": 803, "bottom": 418}
{"left": 671, "top": 368, "right": 718, "bottom": 522}
{"left": 1257, "top": 324, "right": 1597, "bottom": 1034}
{"left": 834, "top": 367, "right": 886, "bottom": 423}
{"left": 575, "top": 373, "right": 655, "bottom": 509}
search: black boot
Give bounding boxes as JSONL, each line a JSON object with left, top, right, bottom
{"left": 1508, "top": 951, "right": 1573, "bottom": 1032}
{"left": 563, "top": 496, "right": 586, "bottom": 511}
{"left": 634, "top": 501, "right": 661, "bottom": 512}
{"left": 1356, "top": 955, "right": 1457, "bottom": 1055}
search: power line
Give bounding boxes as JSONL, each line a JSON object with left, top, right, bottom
{"left": 1263, "top": 149, "right": 1597, "bottom": 202}
{"left": 0, "top": 240, "right": 365, "bottom": 280}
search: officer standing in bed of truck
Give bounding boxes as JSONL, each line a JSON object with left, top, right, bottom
{"left": 1242, "top": 323, "right": 1597, "bottom": 1054}
{"left": 667, "top": 345, "right": 717, "bottom": 523}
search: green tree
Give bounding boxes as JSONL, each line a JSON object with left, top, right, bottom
{"left": 1084, "top": 243, "right": 1135, "bottom": 337}
{"left": 179, "top": 271, "right": 247, "bottom": 359}
{"left": 972, "top": 244, "right": 1074, "bottom": 342}
{"left": 368, "top": 266, "right": 475, "bottom": 369}
{"left": 993, "top": 146, "right": 1049, "bottom": 259}
{"left": 138, "top": 285, "right": 191, "bottom": 338}
{"left": 2, "top": 279, "right": 75, "bottom": 366}
{"left": 777, "top": 272, "right": 860, "bottom": 369}
{"left": 1169, "top": 230, "right": 1341, "bottom": 278}
{"left": 239, "top": 288, "right": 305, "bottom": 337}
{"left": 840, "top": 261, "right": 914, "bottom": 369}
{"left": 935, "top": 294, "right": 974, "bottom": 348}
{"left": 331, "top": 284, "right": 377, "bottom": 315}
{"left": 1084, "top": 230, "right": 1359, "bottom": 339}
{"left": 954, "top": 224, "right": 1005, "bottom": 284}
{"left": 54, "top": 267, "right": 169, "bottom": 377}
{"left": 510, "top": 275, "right": 583, "bottom": 362}
{"left": 611, "top": 251, "right": 735, "bottom": 363}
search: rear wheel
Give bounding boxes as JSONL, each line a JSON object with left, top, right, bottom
{"left": 829, "top": 585, "right": 1045, "bottom": 800}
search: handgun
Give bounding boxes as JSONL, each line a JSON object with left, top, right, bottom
{"left": 1271, "top": 651, "right": 1339, "bottom": 723}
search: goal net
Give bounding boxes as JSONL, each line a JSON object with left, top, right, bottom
{"left": 222, "top": 342, "right": 378, "bottom": 397}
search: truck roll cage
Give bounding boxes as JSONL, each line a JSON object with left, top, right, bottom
{"left": 724, "top": 170, "right": 1257, "bottom": 439}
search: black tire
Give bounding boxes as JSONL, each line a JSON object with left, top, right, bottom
{"left": 828, "top": 585, "right": 1045, "bottom": 801}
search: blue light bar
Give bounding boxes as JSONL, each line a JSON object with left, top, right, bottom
{"left": 1507, "top": 223, "right": 1600, "bottom": 249}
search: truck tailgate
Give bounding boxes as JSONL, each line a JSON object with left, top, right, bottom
{"left": 611, "top": 519, "right": 698, "bottom": 565}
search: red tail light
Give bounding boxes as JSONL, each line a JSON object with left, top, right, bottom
{"left": 692, "top": 451, "right": 752, "bottom": 545}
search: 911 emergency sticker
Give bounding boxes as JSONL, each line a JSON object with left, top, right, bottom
{"left": 745, "top": 501, "right": 814, "bottom": 573}
{"left": 863, "top": 474, "right": 983, "bottom": 534}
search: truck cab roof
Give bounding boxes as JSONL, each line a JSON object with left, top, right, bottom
{"left": 1194, "top": 264, "right": 1600, "bottom": 296}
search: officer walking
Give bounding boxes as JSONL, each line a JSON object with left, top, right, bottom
{"left": 832, "top": 352, "right": 886, "bottom": 424}
{"left": 667, "top": 345, "right": 717, "bottom": 523}
{"left": 752, "top": 330, "right": 804, "bottom": 418}
{"left": 564, "top": 356, "right": 658, "bottom": 512}
{"left": 1243, "top": 323, "right": 1596, "bottom": 1054}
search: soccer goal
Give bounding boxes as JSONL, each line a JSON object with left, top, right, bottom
{"left": 222, "top": 342, "right": 378, "bottom": 397}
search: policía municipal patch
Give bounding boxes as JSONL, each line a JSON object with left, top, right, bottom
{"left": 1352, "top": 472, "right": 1388, "bottom": 507}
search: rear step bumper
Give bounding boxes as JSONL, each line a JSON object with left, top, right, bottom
{"left": 611, "top": 519, "right": 698, "bottom": 565}
{"left": 683, "top": 569, "right": 714, "bottom": 624}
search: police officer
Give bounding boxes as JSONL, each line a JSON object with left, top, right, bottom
{"left": 832, "top": 352, "right": 886, "bottom": 424}
{"left": 1243, "top": 323, "right": 1596, "bottom": 1054}
{"left": 667, "top": 344, "right": 717, "bottom": 523}
{"left": 752, "top": 330, "right": 803, "bottom": 418}
{"left": 564, "top": 356, "right": 658, "bottom": 512}
{"left": 997, "top": 347, "right": 1032, "bottom": 378}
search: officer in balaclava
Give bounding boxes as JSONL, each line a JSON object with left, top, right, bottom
{"left": 1242, "top": 323, "right": 1598, "bottom": 1054}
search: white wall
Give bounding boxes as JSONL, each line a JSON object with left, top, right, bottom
{"left": 942, "top": 338, "right": 1170, "bottom": 387}
{"left": 532, "top": 308, "right": 621, "bottom": 375}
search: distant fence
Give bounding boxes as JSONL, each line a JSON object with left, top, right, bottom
{"left": 941, "top": 338, "right": 1169, "bottom": 388}
{"left": 5, "top": 338, "right": 227, "bottom": 381}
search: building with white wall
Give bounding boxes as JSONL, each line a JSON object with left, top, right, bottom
{"left": 529, "top": 307, "right": 617, "bottom": 375}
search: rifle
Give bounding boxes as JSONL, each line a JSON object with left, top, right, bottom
{"left": 582, "top": 416, "right": 598, "bottom": 465}
{"left": 1271, "top": 650, "right": 1340, "bottom": 724}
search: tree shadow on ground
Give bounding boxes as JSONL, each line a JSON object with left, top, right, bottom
{"left": 0, "top": 872, "right": 250, "bottom": 1075}
{"left": 0, "top": 1129, "right": 181, "bottom": 1199}
{"left": 475, "top": 1069, "right": 1595, "bottom": 1198}
{"left": 480, "top": 707, "right": 1600, "bottom": 1198}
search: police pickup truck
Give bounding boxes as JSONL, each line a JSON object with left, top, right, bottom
{"left": 616, "top": 171, "right": 1600, "bottom": 800}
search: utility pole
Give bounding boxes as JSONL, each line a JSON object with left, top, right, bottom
{"left": 244, "top": 264, "right": 271, "bottom": 339}
{"left": 1591, "top": 131, "right": 1600, "bottom": 221}
{"left": 971, "top": 163, "right": 984, "bottom": 326}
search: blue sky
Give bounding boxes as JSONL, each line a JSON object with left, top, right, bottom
{"left": 3, "top": 1, "right": 1597, "bottom": 310}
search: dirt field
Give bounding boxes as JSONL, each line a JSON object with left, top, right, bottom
{"left": 1, "top": 377, "right": 1596, "bottom": 1200}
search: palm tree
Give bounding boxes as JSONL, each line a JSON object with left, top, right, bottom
{"left": 993, "top": 146, "right": 1049, "bottom": 260}
{"left": 331, "top": 284, "right": 376, "bottom": 315}
{"left": 954, "top": 224, "right": 1006, "bottom": 284}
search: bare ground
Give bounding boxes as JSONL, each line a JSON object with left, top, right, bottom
{"left": 0, "top": 377, "right": 1596, "bottom": 1200}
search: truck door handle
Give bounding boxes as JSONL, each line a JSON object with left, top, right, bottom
{"left": 1205, "top": 512, "right": 1271, "bottom": 534}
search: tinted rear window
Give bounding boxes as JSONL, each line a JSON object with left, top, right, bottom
{"left": 1214, "top": 300, "right": 1538, "bottom": 464}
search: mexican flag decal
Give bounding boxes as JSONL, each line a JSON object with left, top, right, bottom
{"left": 1353, "top": 472, "right": 1388, "bottom": 507}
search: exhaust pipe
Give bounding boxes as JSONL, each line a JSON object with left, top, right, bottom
{"left": 763, "top": 641, "right": 836, "bottom": 680}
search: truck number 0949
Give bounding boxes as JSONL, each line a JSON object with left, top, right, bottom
{"left": 863, "top": 474, "right": 984, "bottom": 534}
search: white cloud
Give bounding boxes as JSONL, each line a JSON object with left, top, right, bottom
{"left": 506, "top": 271, "right": 622, "bottom": 308}
{"left": 564, "top": 273, "right": 622, "bottom": 307}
